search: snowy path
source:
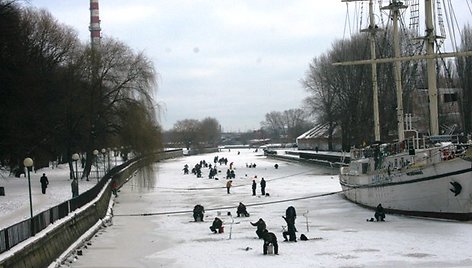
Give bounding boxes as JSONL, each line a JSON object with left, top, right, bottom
{"left": 0, "top": 165, "right": 98, "bottom": 228}
{"left": 65, "top": 149, "right": 472, "bottom": 268}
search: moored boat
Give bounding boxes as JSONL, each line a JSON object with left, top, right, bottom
{"left": 340, "top": 141, "right": 472, "bottom": 220}
{"left": 337, "top": 0, "right": 472, "bottom": 220}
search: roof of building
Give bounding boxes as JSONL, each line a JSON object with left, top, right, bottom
{"left": 297, "top": 123, "right": 339, "bottom": 140}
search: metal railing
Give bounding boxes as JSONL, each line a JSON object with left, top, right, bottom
{"left": 0, "top": 167, "right": 110, "bottom": 254}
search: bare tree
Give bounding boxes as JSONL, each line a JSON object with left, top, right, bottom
{"left": 261, "top": 111, "right": 285, "bottom": 140}
{"left": 172, "top": 119, "right": 202, "bottom": 149}
{"left": 200, "top": 117, "right": 221, "bottom": 147}
{"left": 0, "top": 4, "right": 162, "bottom": 178}
{"left": 261, "top": 109, "right": 310, "bottom": 143}
{"left": 80, "top": 37, "right": 159, "bottom": 178}
{"left": 457, "top": 24, "right": 472, "bottom": 134}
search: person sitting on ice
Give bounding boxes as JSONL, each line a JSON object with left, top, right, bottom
{"left": 262, "top": 229, "right": 279, "bottom": 255}
{"left": 236, "top": 202, "right": 250, "bottom": 217}
{"left": 374, "top": 203, "right": 385, "bottom": 221}
{"left": 193, "top": 204, "right": 205, "bottom": 222}
{"left": 209, "top": 217, "right": 223, "bottom": 233}
{"left": 250, "top": 218, "right": 267, "bottom": 239}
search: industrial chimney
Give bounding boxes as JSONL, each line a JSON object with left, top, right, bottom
{"left": 89, "top": 0, "right": 101, "bottom": 46}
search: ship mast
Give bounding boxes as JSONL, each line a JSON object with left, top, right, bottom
{"left": 344, "top": 0, "right": 382, "bottom": 142}
{"left": 381, "top": 0, "right": 407, "bottom": 142}
{"left": 362, "top": 0, "right": 381, "bottom": 142}
{"left": 336, "top": 1, "right": 472, "bottom": 141}
{"left": 424, "top": 0, "right": 439, "bottom": 135}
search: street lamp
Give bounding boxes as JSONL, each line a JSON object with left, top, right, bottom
{"left": 93, "top": 149, "right": 99, "bottom": 182}
{"left": 114, "top": 147, "right": 118, "bottom": 167}
{"left": 23, "top": 157, "right": 34, "bottom": 236}
{"left": 72, "top": 153, "right": 80, "bottom": 180}
{"left": 107, "top": 148, "right": 111, "bottom": 172}
{"left": 101, "top": 148, "right": 107, "bottom": 175}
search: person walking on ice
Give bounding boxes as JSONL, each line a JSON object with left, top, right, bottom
{"left": 226, "top": 180, "right": 232, "bottom": 194}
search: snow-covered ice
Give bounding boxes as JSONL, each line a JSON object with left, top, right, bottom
{"left": 3, "top": 149, "right": 472, "bottom": 267}
{"left": 57, "top": 149, "right": 472, "bottom": 268}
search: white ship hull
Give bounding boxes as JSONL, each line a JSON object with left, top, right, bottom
{"left": 340, "top": 152, "right": 472, "bottom": 220}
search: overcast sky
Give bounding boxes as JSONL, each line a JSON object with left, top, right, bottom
{"left": 30, "top": 1, "right": 471, "bottom": 132}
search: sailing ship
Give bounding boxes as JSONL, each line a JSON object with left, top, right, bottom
{"left": 337, "top": 0, "right": 472, "bottom": 220}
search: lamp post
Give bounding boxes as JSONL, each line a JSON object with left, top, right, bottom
{"left": 93, "top": 149, "right": 99, "bottom": 182}
{"left": 101, "top": 148, "right": 107, "bottom": 175}
{"left": 72, "top": 153, "right": 80, "bottom": 180}
{"left": 23, "top": 157, "right": 34, "bottom": 236}
{"left": 114, "top": 147, "right": 118, "bottom": 167}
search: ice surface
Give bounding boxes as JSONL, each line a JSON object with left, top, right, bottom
{"left": 4, "top": 149, "right": 472, "bottom": 267}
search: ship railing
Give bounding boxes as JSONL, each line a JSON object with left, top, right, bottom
{"left": 349, "top": 141, "right": 407, "bottom": 161}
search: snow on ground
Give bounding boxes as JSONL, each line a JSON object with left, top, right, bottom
{"left": 0, "top": 163, "right": 103, "bottom": 229}
{"left": 57, "top": 148, "right": 472, "bottom": 268}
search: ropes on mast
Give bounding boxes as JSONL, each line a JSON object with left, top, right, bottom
{"left": 344, "top": 1, "right": 351, "bottom": 40}
{"left": 436, "top": 0, "right": 446, "bottom": 48}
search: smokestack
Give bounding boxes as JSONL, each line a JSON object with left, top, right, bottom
{"left": 89, "top": 0, "right": 101, "bottom": 46}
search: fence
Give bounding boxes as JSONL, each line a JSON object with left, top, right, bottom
{"left": 0, "top": 149, "right": 183, "bottom": 255}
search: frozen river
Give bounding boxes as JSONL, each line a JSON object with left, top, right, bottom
{"left": 64, "top": 149, "right": 472, "bottom": 268}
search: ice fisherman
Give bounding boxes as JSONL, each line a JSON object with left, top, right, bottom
{"left": 262, "top": 229, "right": 279, "bottom": 255}
{"left": 252, "top": 180, "right": 257, "bottom": 196}
{"left": 282, "top": 206, "right": 297, "bottom": 242}
{"left": 375, "top": 203, "right": 385, "bottom": 221}
{"left": 193, "top": 204, "right": 205, "bottom": 222}
{"left": 237, "top": 202, "right": 249, "bottom": 217}
{"left": 250, "top": 218, "right": 267, "bottom": 239}
{"left": 210, "top": 217, "right": 223, "bottom": 233}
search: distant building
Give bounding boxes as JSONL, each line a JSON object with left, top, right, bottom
{"left": 296, "top": 123, "right": 342, "bottom": 151}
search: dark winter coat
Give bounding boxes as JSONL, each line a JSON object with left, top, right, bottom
{"left": 194, "top": 204, "right": 205, "bottom": 214}
{"left": 263, "top": 230, "right": 277, "bottom": 244}
{"left": 237, "top": 203, "right": 248, "bottom": 216}
{"left": 286, "top": 206, "right": 296, "bottom": 220}
{"left": 251, "top": 218, "right": 266, "bottom": 231}
{"left": 283, "top": 216, "right": 297, "bottom": 232}
{"left": 211, "top": 217, "right": 223, "bottom": 229}
{"left": 40, "top": 175, "right": 49, "bottom": 188}
{"left": 71, "top": 179, "right": 79, "bottom": 197}
{"left": 375, "top": 204, "right": 385, "bottom": 221}
{"left": 260, "top": 179, "right": 266, "bottom": 189}
{"left": 193, "top": 205, "right": 205, "bottom": 220}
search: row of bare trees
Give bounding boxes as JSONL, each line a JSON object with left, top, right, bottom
{"left": 260, "top": 109, "right": 311, "bottom": 143}
{"left": 0, "top": 1, "right": 161, "bottom": 177}
{"left": 165, "top": 118, "right": 221, "bottom": 149}
{"left": 303, "top": 26, "right": 472, "bottom": 150}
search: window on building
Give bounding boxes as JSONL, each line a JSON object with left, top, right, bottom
{"left": 444, "top": 93, "right": 458, "bottom": 103}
